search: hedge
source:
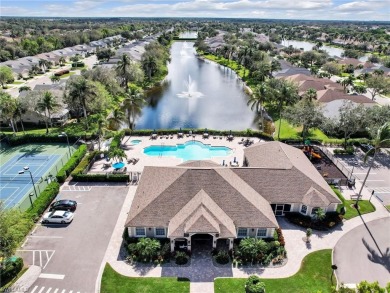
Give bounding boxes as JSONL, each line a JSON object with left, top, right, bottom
{"left": 333, "top": 147, "right": 354, "bottom": 155}
{"left": 0, "top": 257, "right": 24, "bottom": 287}
{"left": 26, "top": 182, "right": 60, "bottom": 221}
{"left": 70, "top": 150, "right": 98, "bottom": 177}
{"left": 285, "top": 212, "right": 343, "bottom": 231}
{"left": 109, "top": 132, "right": 124, "bottom": 150}
{"left": 6, "top": 134, "right": 80, "bottom": 146}
{"left": 56, "top": 145, "right": 87, "bottom": 183}
{"left": 123, "top": 128, "right": 273, "bottom": 141}
{"left": 71, "top": 173, "right": 129, "bottom": 182}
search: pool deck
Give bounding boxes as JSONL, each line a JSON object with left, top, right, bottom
{"left": 89, "top": 135, "right": 263, "bottom": 175}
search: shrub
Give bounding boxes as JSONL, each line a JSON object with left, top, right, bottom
{"left": 71, "top": 173, "right": 129, "bottom": 182}
{"left": 175, "top": 251, "right": 189, "bottom": 265}
{"left": 357, "top": 280, "right": 385, "bottom": 293}
{"left": 334, "top": 147, "right": 354, "bottom": 155}
{"left": 70, "top": 151, "right": 98, "bottom": 176}
{"left": 214, "top": 250, "right": 230, "bottom": 265}
{"left": 0, "top": 257, "right": 24, "bottom": 287}
{"left": 285, "top": 212, "right": 343, "bottom": 230}
{"left": 245, "top": 275, "right": 266, "bottom": 293}
{"left": 56, "top": 145, "right": 87, "bottom": 183}
{"left": 109, "top": 132, "right": 123, "bottom": 150}
{"left": 26, "top": 182, "right": 60, "bottom": 221}
{"left": 6, "top": 134, "right": 79, "bottom": 146}
{"left": 275, "top": 228, "right": 285, "bottom": 246}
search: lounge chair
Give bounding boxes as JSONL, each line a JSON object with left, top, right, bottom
{"left": 132, "top": 158, "right": 139, "bottom": 165}
{"left": 127, "top": 158, "right": 134, "bottom": 164}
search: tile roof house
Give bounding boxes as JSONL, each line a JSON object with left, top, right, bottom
{"left": 283, "top": 74, "right": 343, "bottom": 96}
{"left": 125, "top": 141, "right": 341, "bottom": 252}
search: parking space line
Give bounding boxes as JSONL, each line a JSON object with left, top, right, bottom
{"left": 39, "top": 273, "right": 65, "bottom": 280}
{"left": 61, "top": 290, "right": 66, "bottom": 293}
{"left": 28, "top": 236, "right": 63, "bottom": 239}
{"left": 40, "top": 250, "right": 43, "bottom": 267}
{"left": 53, "top": 289, "right": 58, "bottom": 293}
{"left": 37, "top": 287, "right": 45, "bottom": 293}
{"left": 43, "top": 251, "right": 55, "bottom": 269}
{"left": 33, "top": 250, "right": 35, "bottom": 266}
{"left": 31, "top": 286, "right": 38, "bottom": 293}
{"left": 46, "top": 288, "right": 52, "bottom": 293}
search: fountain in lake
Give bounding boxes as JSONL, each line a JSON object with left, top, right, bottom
{"left": 177, "top": 75, "right": 204, "bottom": 99}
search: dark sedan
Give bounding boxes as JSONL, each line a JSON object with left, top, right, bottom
{"left": 49, "top": 199, "right": 77, "bottom": 212}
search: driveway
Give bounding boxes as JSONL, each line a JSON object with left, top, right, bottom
{"left": 18, "top": 183, "right": 128, "bottom": 293}
{"left": 333, "top": 217, "right": 390, "bottom": 287}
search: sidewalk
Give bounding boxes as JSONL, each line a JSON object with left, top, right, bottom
{"left": 97, "top": 176, "right": 389, "bottom": 293}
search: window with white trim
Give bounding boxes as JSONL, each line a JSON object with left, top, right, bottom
{"left": 257, "top": 229, "right": 267, "bottom": 237}
{"left": 300, "top": 205, "right": 307, "bottom": 215}
{"left": 155, "top": 228, "right": 165, "bottom": 237}
{"left": 237, "top": 228, "right": 248, "bottom": 238}
{"left": 135, "top": 227, "right": 146, "bottom": 237}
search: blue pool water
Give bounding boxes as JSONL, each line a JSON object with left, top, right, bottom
{"left": 143, "top": 141, "right": 232, "bottom": 161}
{"left": 131, "top": 140, "right": 142, "bottom": 145}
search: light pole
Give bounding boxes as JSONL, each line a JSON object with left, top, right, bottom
{"left": 28, "top": 193, "right": 34, "bottom": 207}
{"left": 18, "top": 166, "right": 38, "bottom": 199}
{"left": 59, "top": 132, "right": 71, "bottom": 158}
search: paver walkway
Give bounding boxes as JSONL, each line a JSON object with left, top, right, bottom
{"left": 97, "top": 176, "right": 389, "bottom": 293}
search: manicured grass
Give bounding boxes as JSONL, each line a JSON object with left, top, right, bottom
{"left": 215, "top": 249, "right": 333, "bottom": 293}
{"left": 11, "top": 81, "right": 25, "bottom": 85}
{"left": 274, "top": 119, "right": 329, "bottom": 141}
{"left": 332, "top": 187, "right": 376, "bottom": 220}
{"left": 60, "top": 71, "right": 76, "bottom": 78}
{"left": 386, "top": 205, "right": 390, "bottom": 210}
{"left": 101, "top": 263, "right": 190, "bottom": 293}
{"left": 202, "top": 54, "right": 246, "bottom": 79}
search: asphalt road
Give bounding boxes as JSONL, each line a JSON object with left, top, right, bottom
{"left": 333, "top": 217, "right": 390, "bottom": 287}
{"left": 18, "top": 183, "right": 128, "bottom": 293}
{"left": 335, "top": 148, "right": 390, "bottom": 205}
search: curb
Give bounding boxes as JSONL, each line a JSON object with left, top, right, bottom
{"left": 10, "top": 265, "right": 41, "bottom": 293}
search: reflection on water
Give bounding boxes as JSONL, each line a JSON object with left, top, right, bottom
{"left": 136, "top": 42, "right": 256, "bottom": 130}
{"left": 281, "top": 40, "right": 368, "bottom": 61}
{"left": 179, "top": 31, "right": 198, "bottom": 38}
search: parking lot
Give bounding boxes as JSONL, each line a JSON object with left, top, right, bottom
{"left": 17, "top": 183, "right": 128, "bottom": 293}
{"left": 335, "top": 148, "right": 390, "bottom": 205}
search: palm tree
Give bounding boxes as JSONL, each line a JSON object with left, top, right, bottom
{"left": 31, "top": 64, "right": 40, "bottom": 75}
{"left": 96, "top": 114, "right": 107, "bottom": 151}
{"left": 116, "top": 54, "right": 132, "bottom": 91}
{"left": 13, "top": 100, "right": 27, "bottom": 134}
{"left": 355, "top": 122, "right": 390, "bottom": 208}
{"left": 59, "top": 56, "right": 66, "bottom": 66}
{"left": 0, "top": 92, "right": 17, "bottom": 133}
{"left": 36, "top": 91, "right": 60, "bottom": 134}
{"left": 107, "top": 108, "right": 125, "bottom": 131}
{"left": 142, "top": 55, "right": 157, "bottom": 81}
{"left": 65, "top": 76, "right": 96, "bottom": 130}
{"left": 269, "top": 79, "right": 299, "bottom": 140}
{"left": 50, "top": 75, "right": 60, "bottom": 84}
{"left": 247, "top": 84, "right": 269, "bottom": 132}
{"left": 270, "top": 59, "right": 281, "bottom": 77}
{"left": 304, "top": 88, "right": 317, "bottom": 102}
{"left": 341, "top": 76, "right": 355, "bottom": 93}
{"left": 38, "top": 59, "right": 49, "bottom": 73}
{"left": 121, "top": 89, "right": 146, "bottom": 130}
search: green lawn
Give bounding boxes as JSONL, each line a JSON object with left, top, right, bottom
{"left": 101, "top": 264, "right": 190, "bottom": 293}
{"left": 202, "top": 54, "right": 246, "bottom": 78}
{"left": 60, "top": 72, "right": 76, "bottom": 78}
{"left": 11, "top": 81, "right": 25, "bottom": 85}
{"left": 274, "top": 119, "right": 329, "bottom": 141}
{"left": 386, "top": 205, "right": 390, "bottom": 210}
{"left": 215, "top": 250, "right": 333, "bottom": 293}
{"left": 332, "top": 187, "right": 376, "bottom": 220}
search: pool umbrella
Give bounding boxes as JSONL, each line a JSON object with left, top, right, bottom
{"left": 229, "top": 130, "right": 232, "bottom": 135}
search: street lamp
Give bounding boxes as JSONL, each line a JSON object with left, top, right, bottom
{"left": 59, "top": 132, "right": 71, "bottom": 157}
{"left": 28, "top": 193, "right": 34, "bottom": 207}
{"left": 18, "top": 166, "right": 38, "bottom": 199}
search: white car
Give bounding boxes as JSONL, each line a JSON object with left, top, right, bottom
{"left": 42, "top": 210, "right": 74, "bottom": 224}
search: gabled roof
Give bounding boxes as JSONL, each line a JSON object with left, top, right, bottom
{"left": 126, "top": 166, "right": 278, "bottom": 233}
{"left": 302, "top": 187, "right": 332, "bottom": 206}
{"left": 317, "top": 89, "right": 375, "bottom": 104}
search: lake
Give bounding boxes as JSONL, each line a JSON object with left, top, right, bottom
{"left": 281, "top": 40, "right": 368, "bottom": 62}
{"left": 135, "top": 42, "right": 256, "bottom": 130}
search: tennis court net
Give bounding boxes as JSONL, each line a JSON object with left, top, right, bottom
{"left": 0, "top": 176, "right": 43, "bottom": 183}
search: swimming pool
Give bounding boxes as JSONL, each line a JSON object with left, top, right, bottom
{"left": 131, "top": 140, "right": 142, "bottom": 145}
{"left": 143, "top": 141, "right": 232, "bottom": 161}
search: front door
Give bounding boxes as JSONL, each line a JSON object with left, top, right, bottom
{"left": 275, "top": 204, "right": 284, "bottom": 216}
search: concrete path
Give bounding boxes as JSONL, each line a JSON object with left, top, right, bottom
{"left": 98, "top": 172, "right": 389, "bottom": 293}
{"left": 334, "top": 217, "right": 390, "bottom": 287}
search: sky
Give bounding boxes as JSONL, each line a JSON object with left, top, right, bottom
{"left": 1, "top": 0, "right": 389, "bottom": 21}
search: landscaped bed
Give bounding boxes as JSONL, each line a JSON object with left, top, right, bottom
{"left": 101, "top": 263, "right": 190, "bottom": 293}
{"left": 214, "top": 249, "right": 333, "bottom": 293}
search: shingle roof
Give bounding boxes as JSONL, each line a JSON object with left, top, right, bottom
{"left": 317, "top": 89, "right": 375, "bottom": 104}
{"left": 126, "top": 167, "right": 278, "bottom": 233}
{"left": 178, "top": 160, "right": 220, "bottom": 167}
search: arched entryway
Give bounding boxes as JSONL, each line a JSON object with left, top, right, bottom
{"left": 191, "top": 234, "right": 213, "bottom": 251}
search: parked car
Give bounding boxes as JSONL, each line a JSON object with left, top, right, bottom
{"left": 42, "top": 211, "right": 74, "bottom": 224}
{"left": 49, "top": 199, "right": 77, "bottom": 212}
{"left": 359, "top": 143, "right": 374, "bottom": 154}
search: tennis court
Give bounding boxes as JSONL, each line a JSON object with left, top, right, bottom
{"left": 0, "top": 143, "right": 73, "bottom": 210}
